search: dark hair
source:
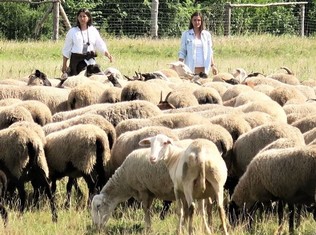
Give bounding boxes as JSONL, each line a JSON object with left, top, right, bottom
{"left": 188, "top": 11, "right": 204, "bottom": 32}
{"left": 76, "top": 8, "right": 93, "bottom": 28}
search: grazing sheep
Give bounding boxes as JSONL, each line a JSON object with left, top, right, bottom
{"left": 12, "top": 100, "right": 52, "bottom": 126}
{"left": 45, "top": 124, "right": 111, "bottom": 205}
{"left": 229, "top": 122, "right": 305, "bottom": 179}
{"left": 173, "top": 123, "right": 234, "bottom": 162}
{"left": 0, "top": 84, "right": 29, "bottom": 100}
{"left": 291, "top": 114, "right": 316, "bottom": 134}
{"left": 269, "top": 85, "right": 307, "bottom": 106}
{"left": 0, "top": 98, "right": 22, "bottom": 107}
{"left": 266, "top": 67, "right": 300, "bottom": 85}
{"left": 0, "top": 126, "right": 57, "bottom": 222}
{"left": 115, "top": 112, "right": 210, "bottom": 137}
{"left": 193, "top": 87, "right": 223, "bottom": 105}
{"left": 91, "top": 147, "right": 176, "bottom": 230}
{"left": 0, "top": 105, "right": 34, "bottom": 130}
{"left": 10, "top": 121, "right": 46, "bottom": 144}
{"left": 110, "top": 126, "right": 179, "bottom": 173}
{"left": 68, "top": 81, "right": 111, "bottom": 109}
{"left": 43, "top": 113, "right": 116, "bottom": 149}
{"left": 164, "top": 103, "right": 230, "bottom": 114}
{"left": 221, "top": 84, "right": 253, "bottom": 102}
{"left": 52, "top": 100, "right": 163, "bottom": 127}
{"left": 139, "top": 134, "right": 229, "bottom": 235}
{"left": 120, "top": 80, "right": 173, "bottom": 105}
{"left": 223, "top": 90, "right": 272, "bottom": 107}
{"left": 98, "top": 87, "right": 122, "bottom": 103}
{"left": 241, "top": 111, "right": 275, "bottom": 128}
{"left": 229, "top": 145, "right": 316, "bottom": 234}
{"left": 27, "top": 69, "right": 52, "bottom": 86}
{"left": 164, "top": 90, "right": 199, "bottom": 108}
{"left": 208, "top": 113, "right": 252, "bottom": 142}
{"left": 202, "top": 81, "right": 231, "bottom": 97}
{"left": 22, "top": 86, "right": 70, "bottom": 114}
{"left": 235, "top": 100, "right": 287, "bottom": 123}
{"left": 303, "top": 127, "right": 316, "bottom": 145}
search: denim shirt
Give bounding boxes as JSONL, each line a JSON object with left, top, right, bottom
{"left": 178, "top": 29, "right": 214, "bottom": 74}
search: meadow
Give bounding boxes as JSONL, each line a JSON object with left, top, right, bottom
{"left": 0, "top": 34, "right": 316, "bottom": 81}
{"left": 0, "top": 35, "right": 315, "bottom": 234}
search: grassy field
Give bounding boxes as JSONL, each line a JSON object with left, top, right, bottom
{"left": 0, "top": 35, "right": 315, "bottom": 234}
{"left": 0, "top": 34, "right": 316, "bottom": 81}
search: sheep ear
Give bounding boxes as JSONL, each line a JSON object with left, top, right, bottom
{"left": 139, "top": 138, "right": 151, "bottom": 147}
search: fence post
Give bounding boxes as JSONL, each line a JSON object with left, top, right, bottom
{"left": 224, "top": 2, "right": 231, "bottom": 36}
{"left": 300, "top": 4, "right": 305, "bottom": 37}
{"left": 52, "top": 0, "right": 60, "bottom": 41}
{"left": 150, "top": 0, "right": 159, "bottom": 39}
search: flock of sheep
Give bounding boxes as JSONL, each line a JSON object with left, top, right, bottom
{"left": 0, "top": 62, "right": 315, "bottom": 234}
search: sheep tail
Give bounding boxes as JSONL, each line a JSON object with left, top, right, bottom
{"left": 27, "top": 142, "right": 39, "bottom": 169}
{"left": 198, "top": 158, "right": 206, "bottom": 193}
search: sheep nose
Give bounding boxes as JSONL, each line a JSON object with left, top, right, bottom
{"left": 149, "top": 156, "right": 157, "bottom": 164}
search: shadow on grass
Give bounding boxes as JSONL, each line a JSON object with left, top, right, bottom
{"left": 85, "top": 222, "right": 144, "bottom": 235}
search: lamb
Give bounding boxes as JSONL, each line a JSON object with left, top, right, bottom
{"left": 52, "top": 100, "right": 163, "bottom": 127}
{"left": 44, "top": 124, "right": 111, "bottom": 206}
{"left": 115, "top": 112, "right": 210, "bottom": 137}
{"left": 139, "top": 134, "right": 229, "bottom": 235}
{"left": 229, "top": 145, "right": 316, "bottom": 234}
{"left": 0, "top": 125, "right": 57, "bottom": 222}
{"left": 43, "top": 113, "right": 116, "bottom": 149}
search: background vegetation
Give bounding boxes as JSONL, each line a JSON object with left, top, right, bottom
{"left": 0, "top": 0, "right": 316, "bottom": 40}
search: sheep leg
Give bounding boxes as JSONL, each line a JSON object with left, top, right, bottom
{"left": 288, "top": 203, "right": 295, "bottom": 235}
{"left": 175, "top": 189, "right": 184, "bottom": 235}
{"left": 140, "top": 192, "right": 154, "bottom": 231}
{"left": 200, "top": 199, "right": 212, "bottom": 235}
{"left": 16, "top": 180, "right": 27, "bottom": 213}
{"left": 0, "top": 203, "right": 8, "bottom": 227}
{"left": 277, "top": 200, "right": 285, "bottom": 226}
{"left": 295, "top": 204, "right": 302, "bottom": 229}
{"left": 160, "top": 200, "right": 172, "bottom": 220}
{"left": 82, "top": 174, "right": 96, "bottom": 206}
{"left": 183, "top": 183, "right": 196, "bottom": 235}
{"left": 214, "top": 187, "right": 229, "bottom": 235}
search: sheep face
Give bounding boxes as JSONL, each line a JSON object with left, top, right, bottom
{"left": 91, "top": 194, "right": 111, "bottom": 229}
{"left": 139, "top": 134, "right": 174, "bottom": 164}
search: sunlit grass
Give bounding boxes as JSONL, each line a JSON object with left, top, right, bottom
{"left": 0, "top": 35, "right": 315, "bottom": 80}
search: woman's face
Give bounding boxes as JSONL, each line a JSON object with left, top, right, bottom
{"left": 78, "top": 12, "right": 89, "bottom": 26}
{"left": 191, "top": 16, "right": 202, "bottom": 29}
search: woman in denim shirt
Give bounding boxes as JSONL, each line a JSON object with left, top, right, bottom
{"left": 178, "top": 11, "right": 218, "bottom": 76}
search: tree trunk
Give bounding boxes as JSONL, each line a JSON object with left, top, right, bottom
{"left": 150, "top": 0, "right": 159, "bottom": 39}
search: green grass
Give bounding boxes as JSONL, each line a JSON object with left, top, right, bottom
{"left": 0, "top": 35, "right": 315, "bottom": 81}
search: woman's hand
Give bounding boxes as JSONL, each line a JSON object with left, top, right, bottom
{"left": 211, "top": 65, "right": 218, "bottom": 75}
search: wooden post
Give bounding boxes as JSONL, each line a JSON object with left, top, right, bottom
{"left": 224, "top": 3, "right": 231, "bottom": 37}
{"left": 150, "top": 0, "right": 159, "bottom": 39}
{"left": 59, "top": 4, "right": 71, "bottom": 30}
{"left": 300, "top": 4, "right": 305, "bottom": 37}
{"left": 52, "top": 0, "right": 60, "bottom": 41}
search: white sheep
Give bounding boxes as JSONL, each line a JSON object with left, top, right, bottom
{"left": 0, "top": 105, "right": 34, "bottom": 130}
{"left": 291, "top": 113, "right": 316, "bottom": 134}
{"left": 91, "top": 147, "right": 175, "bottom": 230}
{"left": 229, "top": 145, "right": 316, "bottom": 234}
{"left": 139, "top": 134, "right": 229, "bottom": 235}
{"left": 98, "top": 87, "right": 122, "bottom": 103}
{"left": 303, "top": 127, "right": 316, "bottom": 145}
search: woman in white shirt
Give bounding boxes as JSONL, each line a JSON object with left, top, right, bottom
{"left": 62, "top": 8, "right": 113, "bottom": 76}
{"left": 178, "top": 11, "right": 218, "bottom": 75}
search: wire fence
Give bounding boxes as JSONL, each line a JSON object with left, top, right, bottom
{"left": 82, "top": 2, "right": 316, "bottom": 38}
